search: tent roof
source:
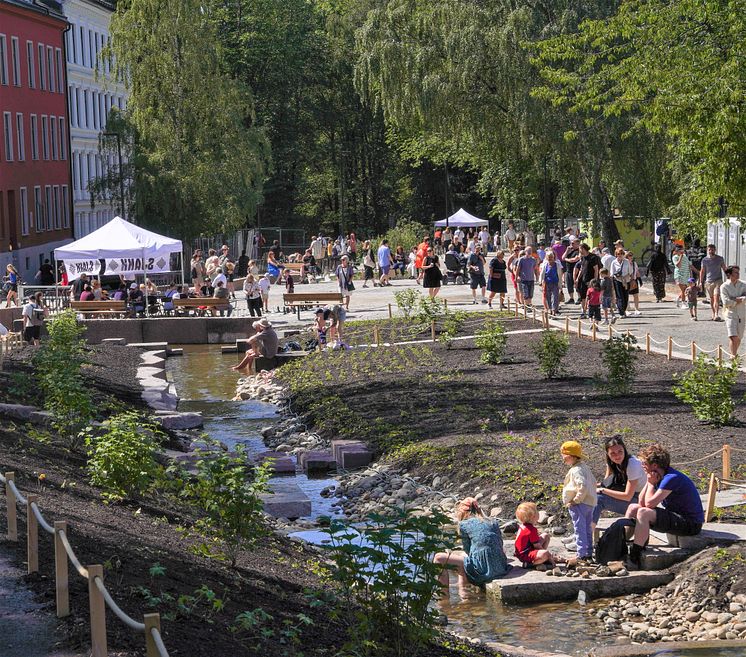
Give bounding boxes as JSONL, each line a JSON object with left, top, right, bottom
{"left": 434, "top": 208, "right": 489, "bottom": 227}
{"left": 54, "top": 216, "right": 182, "bottom": 260}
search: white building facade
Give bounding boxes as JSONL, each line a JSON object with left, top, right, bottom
{"left": 62, "top": 0, "right": 126, "bottom": 239}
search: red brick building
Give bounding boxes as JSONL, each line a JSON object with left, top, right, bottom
{"left": 0, "top": 0, "right": 73, "bottom": 282}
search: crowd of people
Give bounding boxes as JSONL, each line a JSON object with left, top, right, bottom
{"left": 433, "top": 440, "right": 704, "bottom": 597}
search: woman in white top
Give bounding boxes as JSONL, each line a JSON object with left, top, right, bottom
{"left": 610, "top": 248, "right": 632, "bottom": 317}
{"left": 625, "top": 251, "right": 642, "bottom": 316}
{"left": 591, "top": 436, "right": 646, "bottom": 530}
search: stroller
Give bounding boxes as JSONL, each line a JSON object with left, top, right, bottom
{"left": 444, "top": 252, "right": 467, "bottom": 285}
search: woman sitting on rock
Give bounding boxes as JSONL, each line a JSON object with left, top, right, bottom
{"left": 433, "top": 497, "right": 509, "bottom": 598}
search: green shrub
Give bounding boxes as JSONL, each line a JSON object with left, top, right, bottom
{"left": 600, "top": 334, "right": 637, "bottom": 395}
{"left": 33, "top": 310, "right": 93, "bottom": 449}
{"left": 186, "top": 445, "right": 271, "bottom": 566}
{"left": 533, "top": 330, "right": 569, "bottom": 378}
{"left": 323, "top": 508, "right": 451, "bottom": 657}
{"left": 475, "top": 320, "right": 507, "bottom": 364}
{"left": 673, "top": 356, "right": 739, "bottom": 426}
{"left": 415, "top": 295, "right": 445, "bottom": 326}
{"left": 372, "top": 219, "right": 429, "bottom": 256}
{"left": 439, "top": 310, "right": 467, "bottom": 349}
{"left": 84, "top": 411, "right": 163, "bottom": 502}
{"left": 394, "top": 288, "right": 421, "bottom": 319}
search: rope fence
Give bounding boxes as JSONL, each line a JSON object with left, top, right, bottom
{"left": 0, "top": 470, "right": 170, "bottom": 657}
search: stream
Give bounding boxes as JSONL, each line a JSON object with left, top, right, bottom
{"left": 165, "top": 345, "right": 738, "bottom": 657}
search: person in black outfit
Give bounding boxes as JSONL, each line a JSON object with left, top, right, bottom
{"left": 236, "top": 250, "right": 250, "bottom": 278}
{"left": 421, "top": 247, "right": 442, "bottom": 297}
{"left": 36, "top": 259, "right": 55, "bottom": 285}
{"left": 646, "top": 244, "right": 671, "bottom": 302}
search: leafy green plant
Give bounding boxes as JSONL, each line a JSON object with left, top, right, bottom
{"left": 415, "top": 295, "right": 445, "bottom": 326}
{"left": 186, "top": 444, "right": 272, "bottom": 566}
{"left": 475, "top": 320, "right": 507, "bottom": 364}
{"left": 600, "top": 334, "right": 637, "bottom": 395}
{"left": 394, "top": 288, "right": 421, "bottom": 319}
{"left": 533, "top": 330, "right": 569, "bottom": 378}
{"left": 323, "top": 507, "right": 451, "bottom": 657}
{"left": 32, "top": 310, "right": 93, "bottom": 449}
{"left": 84, "top": 411, "right": 163, "bottom": 502}
{"left": 673, "top": 356, "right": 739, "bottom": 426}
{"left": 439, "top": 310, "right": 467, "bottom": 349}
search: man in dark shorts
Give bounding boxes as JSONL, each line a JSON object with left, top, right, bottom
{"left": 467, "top": 244, "right": 487, "bottom": 304}
{"left": 625, "top": 443, "right": 704, "bottom": 570}
{"left": 22, "top": 292, "right": 46, "bottom": 345}
{"left": 576, "top": 243, "right": 601, "bottom": 319}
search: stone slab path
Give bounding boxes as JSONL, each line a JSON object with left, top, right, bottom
{"left": 0, "top": 544, "right": 79, "bottom": 657}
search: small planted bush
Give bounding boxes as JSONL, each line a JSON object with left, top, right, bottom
{"left": 475, "top": 320, "right": 507, "bottom": 364}
{"left": 415, "top": 295, "right": 445, "bottom": 325}
{"left": 673, "top": 355, "right": 740, "bottom": 426}
{"left": 533, "top": 330, "right": 569, "bottom": 378}
{"left": 394, "top": 288, "right": 421, "bottom": 319}
{"left": 600, "top": 334, "right": 636, "bottom": 395}
{"left": 84, "top": 411, "right": 163, "bottom": 502}
{"left": 439, "top": 310, "right": 467, "bottom": 349}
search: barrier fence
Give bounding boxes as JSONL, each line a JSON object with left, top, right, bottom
{"left": 1, "top": 471, "right": 170, "bottom": 657}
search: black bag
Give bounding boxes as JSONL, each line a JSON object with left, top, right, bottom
{"left": 346, "top": 280, "right": 355, "bottom": 291}
{"left": 602, "top": 473, "right": 626, "bottom": 492}
{"left": 595, "top": 517, "right": 634, "bottom": 565}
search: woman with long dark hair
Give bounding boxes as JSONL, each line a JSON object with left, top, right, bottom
{"left": 646, "top": 244, "right": 671, "bottom": 302}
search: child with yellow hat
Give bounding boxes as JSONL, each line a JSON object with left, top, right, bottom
{"left": 561, "top": 441, "right": 597, "bottom": 561}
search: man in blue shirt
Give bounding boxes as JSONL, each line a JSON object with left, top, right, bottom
{"left": 625, "top": 444, "right": 704, "bottom": 569}
{"left": 377, "top": 239, "right": 393, "bottom": 287}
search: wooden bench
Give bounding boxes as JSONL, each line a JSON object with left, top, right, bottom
{"left": 173, "top": 297, "right": 229, "bottom": 316}
{"left": 70, "top": 300, "right": 127, "bottom": 317}
{"left": 283, "top": 292, "right": 344, "bottom": 320}
{"left": 284, "top": 262, "right": 306, "bottom": 283}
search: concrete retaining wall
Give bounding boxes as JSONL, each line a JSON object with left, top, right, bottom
{"left": 80, "top": 317, "right": 254, "bottom": 344}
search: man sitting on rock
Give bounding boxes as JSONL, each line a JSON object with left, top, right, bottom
{"left": 624, "top": 444, "right": 704, "bottom": 570}
{"left": 232, "top": 317, "right": 279, "bottom": 373}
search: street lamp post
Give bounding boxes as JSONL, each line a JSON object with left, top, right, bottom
{"left": 103, "top": 131, "right": 126, "bottom": 221}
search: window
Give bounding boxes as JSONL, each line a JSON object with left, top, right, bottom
{"left": 55, "top": 49, "right": 63, "bottom": 93}
{"left": 62, "top": 186, "right": 70, "bottom": 228}
{"left": 58, "top": 118, "right": 66, "bottom": 160}
{"left": 47, "top": 46, "right": 55, "bottom": 93}
{"left": 83, "top": 89, "right": 89, "bottom": 128}
{"left": 44, "top": 186, "right": 52, "bottom": 230}
{"left": 30, "top": 115, "right": 38, "bottom": 160}
{"left": 15, "top": 114, "right": 24, "bottom": 161}
{"left": 72, "top": 152, "right": 79, "bottom": 192}
{"left": 41, "top": 115, "right": 48, "bottom": 160}
{"left": 69, "top": 88, "right": 76, "bottom": 127}
{"left": 50, "top": 117, "right": 57, "bottom": 160}
{"left": 10, "top": 37, "right": 20, "bottom": 86}
{"left": 0, "top": 35, "right": 8, "bottom": 85}
{"left": 53, "top": 186, "right": 61, "bottom": 229}
{"left": 34, "top": 186, "right": 41, "bottom": 232}
{"left": 3, "top": 112, "right": 13, "bottom": 161}
{"left": 20, "top": 188, "right": 29, "bottom": 236}
{"left": 38, "top": 44, "right": 46, "bottom": 90}
{"left": 92, "top": 91, "right": 98, "bottom": 129}
{"left": 26, "top": 41, "right": 35, "bottom": 88}
{"left": 88, "top": 30, "right": 94, "bottom": 70}
{"left": 70, "top": 24, "right": 76, "bottom": 64}
{"left": 75, "top": 87, "right": 82, "bottom": 127}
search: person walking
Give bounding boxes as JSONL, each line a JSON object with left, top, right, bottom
{"left": 626, "top": 252, "right": 642, "bottom": 316}
{"left": 515, "top": 246, "right": 540, "bottom": 307}
{"left": 467, "top": 244, "right": 488, "bottom": 304}
{"left": 645, "top": 244, "right": 670, "bottom": 302}
{"left": 672, "top": 244, "right": 692, "bottom": 308}
{"left": 336, "top": 255, "right": 354, "bottom": 310}
{"left": 699, "top": 244, "right": 727, "bottom": 321}
{"left": 377, "top": 239, "right": 393, "bottom": 287}
{"left": 610, "top": 248, "right": 632, "bottom": 318}
{"left": 539, "top": 250, "right": 562, "bottom": 316}
{"left": 243, "top": 274, "right": 263, "bottom": 317}
{"left": 421, "top": 246, "right": 442, "bottom": 297}
{"left": 720, "top": 265, "right": 746, "bottom": 356}
{"left": 561, "top": 237, "right": 581, "bottom": 304}
{"left": 576, "top": 243, "right": 601, "bottom": 319}
{"left": 4, "top": 264, "right": 19, "bottom": 307}
{"left": 362, "top": 241, "right": 376, "bottom": 288}
{"left": 486, "top": 249, "right": 508, "bottom": 309}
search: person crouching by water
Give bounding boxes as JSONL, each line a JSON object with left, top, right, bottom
{"left": 433, "top": 497, "right": 509, "bottom": 598}
{"left": 231, "top": 318, "right": 279, "bottom": 374}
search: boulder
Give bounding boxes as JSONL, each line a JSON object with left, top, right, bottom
{"left": 0, "top": 403, "right": 38, "bottom": 421}
{"left": 154, "top": 412, "right": 203, "bottom": 431}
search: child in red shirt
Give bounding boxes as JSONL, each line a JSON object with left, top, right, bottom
{"left": 514, "top": 502, "right": 561, "bottom": 567}
{"left": 586, "top": 279, "right": 603, "bottom": 324}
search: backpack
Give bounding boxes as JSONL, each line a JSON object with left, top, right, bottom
{"left": 595, "top": 517, "right": 634, "bottom": 565}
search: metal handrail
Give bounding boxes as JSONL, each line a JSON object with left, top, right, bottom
{"left": 94, "top": 576, "right": 146, "bottom": 632}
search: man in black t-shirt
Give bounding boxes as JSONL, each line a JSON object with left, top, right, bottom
{"left": 467, "top": 245, "right": 487, "bottom": 304}
{"left": 36, "top": 259, "right": 55, "bottom": 285}
{"left": 71, "top": 273, "right": 88, "bottom": 300}
{"left": 576, "top": 243, "right": 601, "bottom": 318}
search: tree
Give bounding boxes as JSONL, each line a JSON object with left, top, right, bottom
{"left": 106, "top": 0, "right": 270, "bottom": 238}
{"left": 533, "top": 0, "right": 746, "bottom": 235}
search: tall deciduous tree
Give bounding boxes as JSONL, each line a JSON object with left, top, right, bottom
{"left": 106, "top": 0, "right": 270, "bottom": 238}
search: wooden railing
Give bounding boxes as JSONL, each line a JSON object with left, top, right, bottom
{"left": 1, "top": 470, "right": 171, "bottom": 657}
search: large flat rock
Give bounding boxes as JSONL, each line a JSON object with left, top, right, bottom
{"left": 486, "top": 564, "right": 673, "bottom": 604}
{"left": 0, "top": 403, "right": 38, "bottom": 421}
{"left": 261, "top": 482, "right": 311, "bottom": 519}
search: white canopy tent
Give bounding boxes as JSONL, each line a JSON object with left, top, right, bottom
{"left": 434, "top": 208, "right": 489, "bottom": 228}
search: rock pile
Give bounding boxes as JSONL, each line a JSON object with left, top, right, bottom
{"left": 259, "top": 417, "right": 328, "bottom": 455}
{"left": 234, "top": 372, "right": 286, "bottom": 404}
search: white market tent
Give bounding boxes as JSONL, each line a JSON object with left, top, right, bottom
{"left": 434, "top": 208, "right": 489, "bottom": 227}
{"left": 54, "top": 216, "right": 182, "bottom": 261}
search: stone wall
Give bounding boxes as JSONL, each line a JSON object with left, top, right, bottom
{"left": 80, "top": 317, "right": 254, "bottom": 344}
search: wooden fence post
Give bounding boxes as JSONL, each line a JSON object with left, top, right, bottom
{"left": 608, "top": 325, "right": 613, "bottom": 340}
{"left": 5, "top": 472, "right": 17, "bottom": 541}
{"left": 577, "top": 318, "right": 582, "bottom": 337}
{"left": 144, "top": 613, "right": 162, "bottom": 657}
{"left": 443, "top": 299, "right": 448, "bottom": 313}
{"left": 514, "top": 301, "right": 519, "bottom": 318}
{"left": 532, "top": 306, "right": 537, "bottom": 322}
{"left": 27, "top": 494, "right": 38, "bottom": 574}
{"left": 523, "top": 304, "right": 528, "bottom": 319}
{"left": 691, "top": 342, "right": 697, "bottom": 363}
{"left": 431, "top": 321, "right": 436, "bottom": 343}
{"left": 374, "top": 326, "right": 381, "bottom": 347}
{"left": 387, "top": 303, "right": 392, "bottom": 319}
{"left": 705, "top": 472, "right": 717, "bottom": 522}
{"left": 645, "top": 333, "right": 651, "bottom": 355}
{"left": 55, "top": 521, "right": 69, "bottom": 618}
{"left": 87, "top": 565, "right": 107, "bottom": 657}
{"left": 723, "top": 444, "right": 731, "bottom": 485}
{"left": 592, "top": 322, "right": 597, "bottom": 342}
{"left": 506, "top": 297, "right": 510, "bottom": 312}
{"left": 718, "top": 345, "right": 724, "bottom": 366}
{"left": 667, "top": 336, "right": 673, "bottom": 360}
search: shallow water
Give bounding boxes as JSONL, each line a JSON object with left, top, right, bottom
{"left": 166, "top": 344, "right": 341, "bottom": 519}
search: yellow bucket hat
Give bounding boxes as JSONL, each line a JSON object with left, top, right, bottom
{"left": 561, "top": 440, "right": 584, "bottom": 459}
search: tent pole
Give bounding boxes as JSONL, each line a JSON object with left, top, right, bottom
{"left": 142, "top": 248, "right": 149, "bottom": 317}
{"left": 54, "top": 257, "right": 59, "bottom": 314}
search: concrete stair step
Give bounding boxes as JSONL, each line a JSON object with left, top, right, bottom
{"left": 254, "top": 451, "right": 297, "bottom": 475}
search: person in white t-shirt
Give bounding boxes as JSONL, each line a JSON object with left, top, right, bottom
{"left": 454, "top": 228, "right": 465, "bottom": 242}
{"left": 479, "top": 228, "right": 491, "bottom": 251}
{"left": 504, "top": 223, "right": 517, "bottom": 249}
{"left": 600, "top": 247, "right": 615, "bottom": 273}
{"left": 258, "top": 273, "right": 272, "bottom": 313}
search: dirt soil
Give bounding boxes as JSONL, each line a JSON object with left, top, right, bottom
{"left": 277, "top": 316, "right": 746, "bottom": 521}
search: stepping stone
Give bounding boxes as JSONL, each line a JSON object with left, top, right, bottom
{"left": 254, "top": 451, "right": 296, "bottom": 475}
{"left": 168, "top": 347, "right": 183, "bottom": 356}
{"left": 338, "top": 446, "right": 373, "bottom": 470}
{"left": 130, "top": 342, "right": 169, "bottom": 350}
{"left": 101, "top": 337, "right": 127, "bottom": 345}
{"left": 140, "top": 352, "right": 166, "bottom": 366}
{"left": 261, "top": 481, "right": 311, "bottom": 519}
{"left": 136, "top": 366, "right": 167, "bottom": 380}
{"left": 221, "top": 345, "right": 238, "bottom": 353}
{"left": 298, "top": 451, "right": 337, "bottom": 474}
{"left": 331, "top": 440, "right": 366, "bottom": 462}
{"left": 154, "top": 411, "right": 204, "bottom": 430}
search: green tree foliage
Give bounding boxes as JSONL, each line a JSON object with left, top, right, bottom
{"left": 533, "top": 0, "right": 746, "bottom": 233}
{"left": 33, "top": 310, "right": 93, "bottom": 450}
{"left": 106, "top": 0, "right": 270, "bottom": 238}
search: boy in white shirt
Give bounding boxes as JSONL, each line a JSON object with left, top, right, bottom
{"left": 258, "top": 273, "right": 272, "bottom": 313}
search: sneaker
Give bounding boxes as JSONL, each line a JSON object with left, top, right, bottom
{"left": 633, "top": 310, "right": 641, "bottom": 316}
{"left": 564, "top": 542, "right": 578, "bottom": 552}
{"left": 579, "top": 313, "right": 587, "bottom": 319}
{"left": 481, "top": 298, "right": 488, "bottom": 304}
{"left": 692, "top": 316, "right": 697, "bottom": 321}
{"left": 561, "top": 535, "right": 576, "bottom": 544}
{"left": 488, "top": 303, "right": 493, "bottom": 309}
{"left": 472, "top": 300, "right": 478, "bottom": 305}
{"left": 676, "top": 300, "right": 681, "bottom": 308}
